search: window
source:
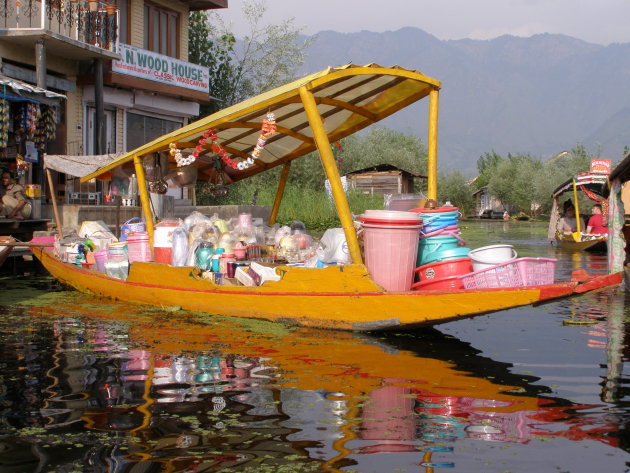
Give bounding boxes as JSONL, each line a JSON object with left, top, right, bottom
{"left": 126, "top": 112, "right": 181, "bottom": 151}
{"left": 143, "top": 3, "right": 178, "bottom": 57}
{"left": 113, "top": 0, "right": 129, "bottom": 44}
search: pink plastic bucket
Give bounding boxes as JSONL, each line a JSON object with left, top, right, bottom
{"left": 94, "top": 249, "right": 108, "bottom": 272}
{"left": 362, "top": 221, "right": 421, "bottom": 292}
{"left": 126, "top": 232, "right": 152, "bottom": 263}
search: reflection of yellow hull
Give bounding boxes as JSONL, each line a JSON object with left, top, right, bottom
{"left": 33, "top": 248, "right": 622, "bottom": 331}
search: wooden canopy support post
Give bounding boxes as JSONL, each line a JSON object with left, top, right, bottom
{"left": 269, "top": 162, "right": 291, "bottom": 226}
{"left": 133, "top": 155, "right": 155, "bottom": 244}
{"left": 45, "top": 167, "right": 62, "bottom": 232}
{"left": 572, "top": 178, "right": 581, "bottom": 235}
{"left": 426, "top": 87, "right": 439, "bottom": 201}
{"left": 299, "top": 86, "right": 363, "bottom": 265}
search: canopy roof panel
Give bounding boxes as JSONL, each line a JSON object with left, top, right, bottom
{"left": 552, "top": 172, "right": 609, "bottom": 198}
{"left": 81, "top": 64, "right": 440, "bottom": 183}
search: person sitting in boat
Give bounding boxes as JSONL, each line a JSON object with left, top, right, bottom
{"left": 0, "top": 171, "right": 32, "bottom": 220}
{"left": 586, "top": 204, "right": 607, "bottom": 234}
{"left": 558, "top": 201, "right": 584, "bottom": 235}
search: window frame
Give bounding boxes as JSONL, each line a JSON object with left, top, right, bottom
{"left": 143, "top": 2, "right": 179, "bottom": 58}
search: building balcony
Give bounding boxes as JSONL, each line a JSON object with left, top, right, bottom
{"left": 0, "top": 0, "right": 120, "bottom": 60}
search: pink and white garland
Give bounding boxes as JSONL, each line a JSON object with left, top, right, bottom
{"left": 169, "top": 112, "right": 278, "bottom": 171}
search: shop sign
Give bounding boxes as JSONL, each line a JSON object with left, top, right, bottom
{"left": 112, "top": 44, "right": 210, "bottom": 93}
{"left": 590, "top": 159, "right": 611, "bottom": 174}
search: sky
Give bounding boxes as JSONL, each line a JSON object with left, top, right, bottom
{"left": 215, "top": 0, "right": 630, "bottom": 46}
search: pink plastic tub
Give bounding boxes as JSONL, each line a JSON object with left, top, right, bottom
{"left": 362, "top": 220, "right": 421, "bottom": 292}
{"left": 126, "top": 232, "right": 152, "bottom": 263}
{"left": 94, "top": 249, "right": 108, "bottom": 272}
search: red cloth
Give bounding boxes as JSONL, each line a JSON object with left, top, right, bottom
{"left": 587, "top": 213, "right": 607, "bottom": 234}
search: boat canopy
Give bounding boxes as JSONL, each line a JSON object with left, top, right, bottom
{"left": 81, "top": 64, "right": 441, "bottom": 184}
{"left": 551, "top": 172, "right": 608, "bottom": 198}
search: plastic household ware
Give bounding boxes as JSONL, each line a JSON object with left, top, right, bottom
{"left": 233, "top": 241, "right": 247, "bottom": 260}
{"left": 412, "top": 275, "right": 464, "bottom": 291}
{"left": 361, "top": 211, "right": 422, "bottom": 292}
{"left": 171, "top": 228, "right": 189, "bottom": 267}
{"left": 468, "top": 244, "right": 517, "bottom": 271}
{"left": 94, "top": 249, "right": 108, "bottom": 272}
{"left": 126, "top": 232, "right": 152, "bottom": 263}
{"left": 154, "top": 221, "right": 181, "bottom": 264}
{"left": 195, "top": 243, "right": 214, "bottom": 270}
{"left": 459, "top": 257, "right": 557, "bottom": 289}
{"left": 415, "top": 257, "right": 473, "bottom": 281}
{"left": 418, "top": 246, "right": 471, "bottom": 267}
{"left": 120, "top": 217, "right": 146, "bottom": 242}
{"left": 238, "top": 213, "right": 253, "bottom": 228}
{"left": 105, "top": 243, "right": 129, "bottom": 280}
{"left": 417, "top": 235, "right": 460, "bottom": 266}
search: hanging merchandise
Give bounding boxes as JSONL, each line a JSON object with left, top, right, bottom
{"left": 15, "top": 154, "right": 29, "bottom": 178}
{"left": 41, "top": 105, "right": 56, "bottom": 143}
{"left": 25, "top": 103, "right": 40, "bottom": 141}
{"left": 0, "top": 99, "right": 9, "bottom": 148}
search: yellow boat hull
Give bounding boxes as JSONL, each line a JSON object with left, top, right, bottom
{"left": 33, "top": 248, "right": 622, "bottom": 331}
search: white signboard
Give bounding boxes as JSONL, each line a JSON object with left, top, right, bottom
{"left": 112, "top": 44, "right": 210, "bottom": 93}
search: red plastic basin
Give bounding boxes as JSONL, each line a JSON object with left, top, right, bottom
{"left": 412, "top": 275, "right": 464, "bottom": 291}
{"left": 414, "top": 257, "right": 473, "bottom": 281}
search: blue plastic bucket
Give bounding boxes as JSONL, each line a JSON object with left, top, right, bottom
{"left": 420, "top": 247, "right": 471, "bottom": 266}
{"left": 417, "top": 235, "right": 460, "bottom": 266}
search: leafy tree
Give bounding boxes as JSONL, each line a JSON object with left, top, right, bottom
{"left": 188, "top": 11, "right": 237, "bottom": 115}
{"left": 189, "top": 0, "right": 313, "bottom": 115}
{"left": 474, "top": 151, "right": 503, "bottom": 189}
{"left": 438, "top": 170, "right": 473, "bottom": 214}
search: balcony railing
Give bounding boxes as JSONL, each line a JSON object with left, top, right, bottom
{"left": 0, "top": 0, "right": 118, "bottom": 52}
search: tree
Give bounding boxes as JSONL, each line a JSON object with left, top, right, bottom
{"left": 438, "top": 170, "right": 473, "bottom": 214}
{"left": 188, "top": 0, "right": 313, "bottom": 115}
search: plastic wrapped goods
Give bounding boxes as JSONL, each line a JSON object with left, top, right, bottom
{"left": 171, "top": 228, "right": 189, "bottom": 267}
{"left": 316, "top": 228, "right": 350, "bottom": 264}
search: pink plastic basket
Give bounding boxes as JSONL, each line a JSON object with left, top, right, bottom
{"left": 459, "top": 257, "right": 556, "bottom": 289}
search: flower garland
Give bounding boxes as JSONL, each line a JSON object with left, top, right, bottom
{"left": 168, "top": 112, "right": 278, "bottom": 171}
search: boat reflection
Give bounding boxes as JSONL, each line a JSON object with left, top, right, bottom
{"left": 0, "top": 293, "right": 625, "bottom": 472}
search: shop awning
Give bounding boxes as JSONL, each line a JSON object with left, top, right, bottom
{"left": 80, "top": 63, "right": 441, "bottom": 183}
{"left": 0, "top": 75, "right": 66, "bottom": 106}
{"left": 45, "top": 153, "right": 124, "bottom": 178}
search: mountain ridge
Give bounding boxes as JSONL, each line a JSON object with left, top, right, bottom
{"left": 297, "top": 27, "right": 630, "bottom": 173}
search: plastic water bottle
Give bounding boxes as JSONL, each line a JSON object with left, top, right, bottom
{"left": 171, "top": 228, "right": 188, "bottom": 267}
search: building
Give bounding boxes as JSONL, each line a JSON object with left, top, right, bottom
{"left": 0, "top": 0, "right": 227, "bottom": 214}
{"left": 344, "top": 164, "right": 425, "bottom": 196}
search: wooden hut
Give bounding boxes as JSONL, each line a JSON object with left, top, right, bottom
{"left": 344, "top": 164, "right": 425, "bottom": 195}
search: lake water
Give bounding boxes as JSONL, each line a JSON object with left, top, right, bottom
{"left": 1, "top": 220, "right": 629, "bottom": 473}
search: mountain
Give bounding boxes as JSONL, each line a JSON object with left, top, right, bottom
{"left": 298, "top": 27, "right": 630, "bottom": 173}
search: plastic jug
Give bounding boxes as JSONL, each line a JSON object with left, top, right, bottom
{"left": 171, "top": 228, "right": 188, "bottom": 267}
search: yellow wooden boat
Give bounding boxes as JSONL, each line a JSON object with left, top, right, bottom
{"left": 32, "top": 64, "right": 622, "bottom": 331}
{"left": 548, "top": 172, "right": 608, "bottom": 252}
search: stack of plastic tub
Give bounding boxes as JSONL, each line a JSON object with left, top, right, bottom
{"left": 360, "top": 210, "right": 423, "bottom": 292}
{"left": 126, "top": 231, "right": 152, "bottom": 263}
{"left": 412, "top": 206, "right": 472, "bottom": 291}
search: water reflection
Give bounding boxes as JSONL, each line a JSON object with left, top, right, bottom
{"left": 1, "top": 281, "right": 628, "bottom": 472}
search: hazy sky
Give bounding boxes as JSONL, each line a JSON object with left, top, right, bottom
{"left": 216, "top": 0, "right": 629, "bottom": 46}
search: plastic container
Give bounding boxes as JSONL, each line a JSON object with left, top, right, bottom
{"left": 154, "top": 221, "right": 182, "bottom": 264}
{"left": 364, "top": 209, "right": 424, "bottom": 221}
{"left": 459, "top": 257, "right": 557, "bottom": 289}
{"left": 171, "top": 228, "right": 189, "bottom": 267}
{"left": 94, "top": 249, "right": 108, "bottom": 272}
{"left": 120, "top": 217, "right": 146, "bottom": 242}
{"left": 412, "top": 275, "right": 464, "bottom": 291}
{"left": 415, "top": 257, "right": 473, "bottom": 281}
{"left": 362, "top": 221, "right": 421, "bottom": 292}
{"left": 417, "top": 235, "right": 460, "bottom": 266}
{"left": 105, "top": 244, "right": 129, "bottom": 280}
{"left": 126, "top": 232, "right": 152, "bottom": 263}
{"left": 468, "top": 244, "right": 517, "bottom": 271}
